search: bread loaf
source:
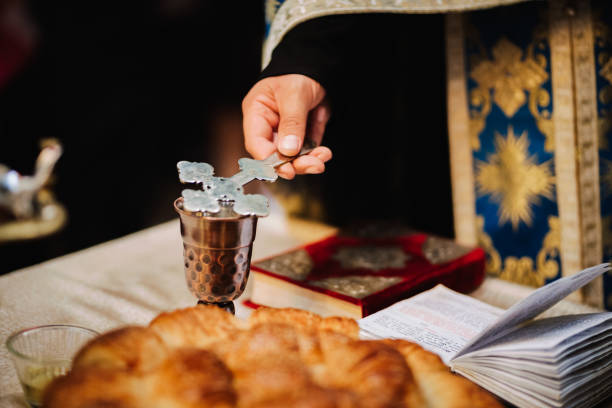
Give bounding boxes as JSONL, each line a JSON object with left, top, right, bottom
{"left": 44, "top": 305, "right": 502, "bottom": 408}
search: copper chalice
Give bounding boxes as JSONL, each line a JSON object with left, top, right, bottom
{"left": 174, "top": 141, "right": 315, "bottom": 313}
{"left": 175, "top": 199, "right": 256, "bottom": 314}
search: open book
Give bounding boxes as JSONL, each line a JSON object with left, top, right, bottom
{"left": 359, "top": 264, "right": 612, "bottom": 408}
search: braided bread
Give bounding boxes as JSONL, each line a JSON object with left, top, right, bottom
{"left": 43, "top": 305, "right": 502, "bottom": 408}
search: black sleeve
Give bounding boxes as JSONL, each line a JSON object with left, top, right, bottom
{"left": 259, "top": 14, "right": 367, "bottom": 102}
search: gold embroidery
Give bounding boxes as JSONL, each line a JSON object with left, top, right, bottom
{"left": 477, "top": 215, "right": 560, "bottom": 287}
{"left": 422, "top": 236, "right": 471, "bottom": 265}
{"left": 310, "top": 276, "right": 402, "bottom": 299}
{"left": 468, "top": 35, "right": 554, "bottom": 151}
{"left": 266, "top": 0, "right": 282, "bottom": 25}
{"left": 601, "top": 58, "right": 612, "bottom": 84}
{"left": 468, "top": 85, "right": 490, "bottom": 151}
{"left": 476, "top": 216, "right": 502, "bottom": 275}
{"left": 255, "top": 249, "right": 313, "bottom": 281}
{"left": 332, "top": 246, "right": 410, "bottom": 271}
{"left": 594, "top": 12, "right": 612, "bottom": 151}
{"left": 535, "top": 215, "right": 561, "bottom": 283}
{"left": 263, "top": 0, "right": 532, "bottom": 67}
{"left": 475, "top": 126, "right": 555, "bottom": 229}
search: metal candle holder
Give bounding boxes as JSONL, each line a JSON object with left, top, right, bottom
{"left": 175, "top": 141, "right": 315, "bottom": 313}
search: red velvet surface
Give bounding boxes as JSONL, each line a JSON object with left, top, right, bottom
{"left": 251, "top": 233, "right": 485, "bottom": 317}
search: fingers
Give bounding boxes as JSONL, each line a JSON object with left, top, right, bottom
{"left": 276, "top": 147, "right": 332, "bottom": 179}
{"left": 242, "top": 76, "right": 331, "bottom": 179}
{"left": 307, "top": 103, "right": 331, "bottom": 146}
{"left": 311, "top": 146, "right": 332, "bottom": 162}
{"left": 292, "top": 154, "right": 325, "bottom": 174}
{"left": 242, "top": 85, "right": 279, "bottom": 160}
{"left": 276, "top": 163, "right": 296, "bottom": 180}
{"left": 290, "top": 146, "right": 333, "bottom": 176}
{"left": 243, "top": 112, "right": 276, "bottom": 160}
{"left": 276, "top": 88, "right": 311, "bottom": 156}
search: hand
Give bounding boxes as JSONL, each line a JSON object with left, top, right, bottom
{"left": 242, "top": 74, "right": 332, "bottom": 179}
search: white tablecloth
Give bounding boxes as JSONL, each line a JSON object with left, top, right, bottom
{"left": 0, "top": 217, "right": 604, "bottom": 407}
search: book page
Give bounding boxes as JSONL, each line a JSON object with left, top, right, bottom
{"left": 470, "top": 277, "right": 602, "bottom": 318}
{"left": 455, "top": 313, "right": 611, "bottom": 357}
{"left": 359, "top": 285, "right": 503, "bottom": 364}
{"left": 453, "top": 264, "right": 610, "bottom": 359}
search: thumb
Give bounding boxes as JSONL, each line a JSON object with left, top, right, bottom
{"left": 277, "top": 91, "right": 310, "bottom": 156}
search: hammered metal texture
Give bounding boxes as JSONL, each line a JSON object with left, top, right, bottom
{"left": 183, "top": 245, "right": 252, "bottom": 302}
{"left": 175, "top": 198, "right": 257, "bottom": 303}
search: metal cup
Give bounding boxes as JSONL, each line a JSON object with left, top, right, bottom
{"left": 174, "top": 198, "right": 257, "bottom": 313}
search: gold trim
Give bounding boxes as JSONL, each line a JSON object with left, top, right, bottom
{"left": 266, "top": 0, "right": 282, "bottom": 24}
{"left": 476, "top": 215, "right": 560, "bottom": 287}
{"left": 548, "top": 0, "right": 583, "bottom": 284}
{"left": 263, "top": 0, "right": 531, "bottom": 67}
{"left": 446, "top": 14, "right": 477, "bottom": 246}
{"left": 468, "top": 34, "right": 553, "bottom": 151}
{"left": 476, "top": 216, "right": 502, "bottom": 275}
{"left": 571, "top": 0, "right": 604, "bottom": 307}
{"left": 466, "top": 22, "right": 554, "bottom": 152}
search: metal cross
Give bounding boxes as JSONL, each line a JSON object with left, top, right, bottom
{"left": 177, "top": 140, "right": 315, "bottom": 217}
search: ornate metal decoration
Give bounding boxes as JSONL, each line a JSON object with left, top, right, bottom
{"left": 1, "top": 143, "right": 62, "bottom": 219}
{"left": 421, "top": 236, "right": 471, "bottom": 265}
{"left": 310, "top": 275, "right": 402, "bottom": 299}
{"left": 0, "top": 141, "right": 67, "bottom": 242}
{"left": 332, "top": 246, "right": 410, "bottom": 271}
{"left": 177, "top": 141, "right": 315, "bottom": 217}
{"left": 254, "top": 249, "right": 314, "bottom": 281}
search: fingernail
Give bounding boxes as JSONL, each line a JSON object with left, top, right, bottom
{"left": 280, "top": 135, "right": 299, "bottom": 152}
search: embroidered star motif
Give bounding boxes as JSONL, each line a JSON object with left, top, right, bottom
{"left": 476, "top": 126, "right": 554, "bottom": 229}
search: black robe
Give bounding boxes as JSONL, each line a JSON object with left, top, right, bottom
{"left": 260, "top": 14, "right": 453, "bottom": 236}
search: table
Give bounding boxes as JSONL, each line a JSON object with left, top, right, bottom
{"left": 0, "top": 216, "right": 604, "bottom": 407}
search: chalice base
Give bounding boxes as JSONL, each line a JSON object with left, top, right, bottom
{"left": 197, "top": 300, "right": 235, "bottom": 314}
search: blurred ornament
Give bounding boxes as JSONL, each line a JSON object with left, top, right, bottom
{"left": 0, "top": 140, "right": 67, "bottom": 243}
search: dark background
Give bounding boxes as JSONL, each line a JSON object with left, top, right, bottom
{"left": 0, "top": 2, "right": 451, "bottom": 275}
{"left": 0, "top": 1, "right": 265, "bottom": 273}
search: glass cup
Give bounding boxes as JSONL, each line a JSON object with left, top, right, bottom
{"left": 6, "top": 325, "right": 99, "bottom": 408}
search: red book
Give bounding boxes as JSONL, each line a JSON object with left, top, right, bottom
{"left": 248, "top": 228, "right": 485, "bottom": 318}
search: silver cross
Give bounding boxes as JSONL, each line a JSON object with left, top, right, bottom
{"left": 178, "top": 140, "right": 316, "bottom": 217}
